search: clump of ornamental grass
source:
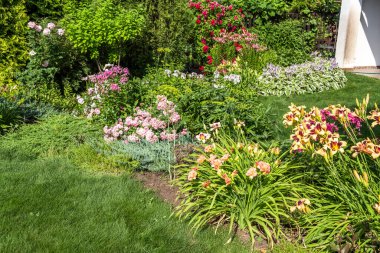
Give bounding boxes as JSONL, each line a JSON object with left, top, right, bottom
{"left": 175, "top": 121, "right": 304, "bottom": 249}
{"left": 283, "top": 95, "right": 380, "bottom": 251}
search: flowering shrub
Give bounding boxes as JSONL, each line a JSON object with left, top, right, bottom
{"left": 283, "top": 96, "right": 380, "bottom": 251}
{"left": 103, "top": 95, "right": 185, "bottom": 144}
{"left": 77, "top": 65, "right": 142, "bottom": 123}
{"left": 188, "top": 0, "right": 250, "bottom": 71}
{"left": 175, "top": 123, "right": 302, "bottom": 247}
{"left": 257, "top": 55, "right": 347, "bottom": 96}
{"left": 18, "top": 19, "right": 88, "bottom": 104}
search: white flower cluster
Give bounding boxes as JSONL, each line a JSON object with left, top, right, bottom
{"left": 164, "top": 69, "right": 204, "bottom": 79}
{"left": 223, "top": 74, "right": 241, "bottom": 84}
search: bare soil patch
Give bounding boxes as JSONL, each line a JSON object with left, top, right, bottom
{"left": 134, "top": 171, "right": 180, "bottom": 206}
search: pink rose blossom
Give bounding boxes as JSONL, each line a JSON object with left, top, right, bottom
{"left": 94, "top": 108, "right": 101, "bottom": 115}
{"left": 28, "top": 21, "right": 36, "bottom": 29}
{"left": 42, "top": 28, "right": 51, "bottom": 35}
{"left": 47, "top": 22, "right": 55, "bottom": 29}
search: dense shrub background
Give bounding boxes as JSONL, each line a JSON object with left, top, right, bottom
{"left": 254, "top": 20, "right": 312, "bottom": 66}
{"left": 0, "top": 0, "right": 28, "bottom": 95}
{"left": 120, "top": 0, "right": 198, "bottom": 75}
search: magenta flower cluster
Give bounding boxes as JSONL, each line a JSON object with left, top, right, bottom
{"left": 103, "top": 95, "right": 185, "bottom": 143}
{"left": 77, "top": 66, "right": 130, "bottom": 118}
{"left": 87, "top": 66, "right": 129, "bottom": 85}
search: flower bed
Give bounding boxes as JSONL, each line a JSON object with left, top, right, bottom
{"left": 174, "top": 96, "right": 380, "bottom": 251}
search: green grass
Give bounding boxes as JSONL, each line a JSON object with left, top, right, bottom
{"left": 261, "top": 73, "right": 380, "bottom": 139}
{"left": 0, "top": 114, "right": 307, "bottom": 252}
{"left": 0, "top": 154, "right": 250, "bottom": 252}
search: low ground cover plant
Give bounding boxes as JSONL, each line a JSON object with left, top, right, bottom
{"left": 257, "top": 54, "right": 347, "bottom": 96}
{"left": 101, "top": 95, "right": 188, "bottom": 174}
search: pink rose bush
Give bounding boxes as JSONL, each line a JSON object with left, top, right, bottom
{"left": 103, "top": 95, "right": 185, "bottom": 143}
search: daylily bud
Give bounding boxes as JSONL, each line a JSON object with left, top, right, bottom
{"left": 353, "top": 170, "right": 361, "bottom": 182}
{"left": 363, "top": 172, "right": 369, "bottom": 187}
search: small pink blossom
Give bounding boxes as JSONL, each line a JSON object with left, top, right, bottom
{"left": 256, "top": 161, "right": 271, "bottom": 175}
{"left": 42, "top": 28, "right": 51, "bottom": 35}
{"left": 47, "top": 22, "right": 55, "bottom": 29}
{"left": 188, "top": 168, "right": 198, "bottom": 181}
{"left": 170, "top": 112, "right": 181, "bottom": 123}
{"left": 28, "top": 21, "right": 36, "bottom": 29}
{"left": 246, "top": 167, "right": 257, "bottom": 179}
{"left": 210, "top": 122, "right": 221, "bottom": 131}
{"left": 110, "top": 83, "right": 120, "bottom": 92}
{"left": 94, "top": 108, "right": 101, "bottom": 115}
{"left": 181, "top": 128, "right": 188, "bottom": 136}
{"left": 127, "top": 134, "right": 140, "bottom": 143}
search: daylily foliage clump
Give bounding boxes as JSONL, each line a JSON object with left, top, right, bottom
{"left": 176, "top": 122, "right": 302, "bottom": 248}
{"left": 176, "top": 96, "right": 380, "bottom": 251}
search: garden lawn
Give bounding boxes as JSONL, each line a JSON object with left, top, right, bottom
{"left": 0, "top": 118, "right": 245, "bottom": 252}
{"left": 0, "top": 114, "right": 306, "bottom": 252}
{"left": 262, "top": 73, "right": 380, "bottom": 139}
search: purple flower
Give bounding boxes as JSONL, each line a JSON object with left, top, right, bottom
{"left": 348, "top": 113, "right": 362, "bottom": 130}
{"left": 326, "top": 123, "right": 339, "bottom": 133}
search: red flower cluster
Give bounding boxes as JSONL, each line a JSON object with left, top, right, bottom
{"left": 207, "top": 55, "right": 213, "bottom": 64}
{"left": 188, "top": 0, "right": 246, "bottom": 69}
